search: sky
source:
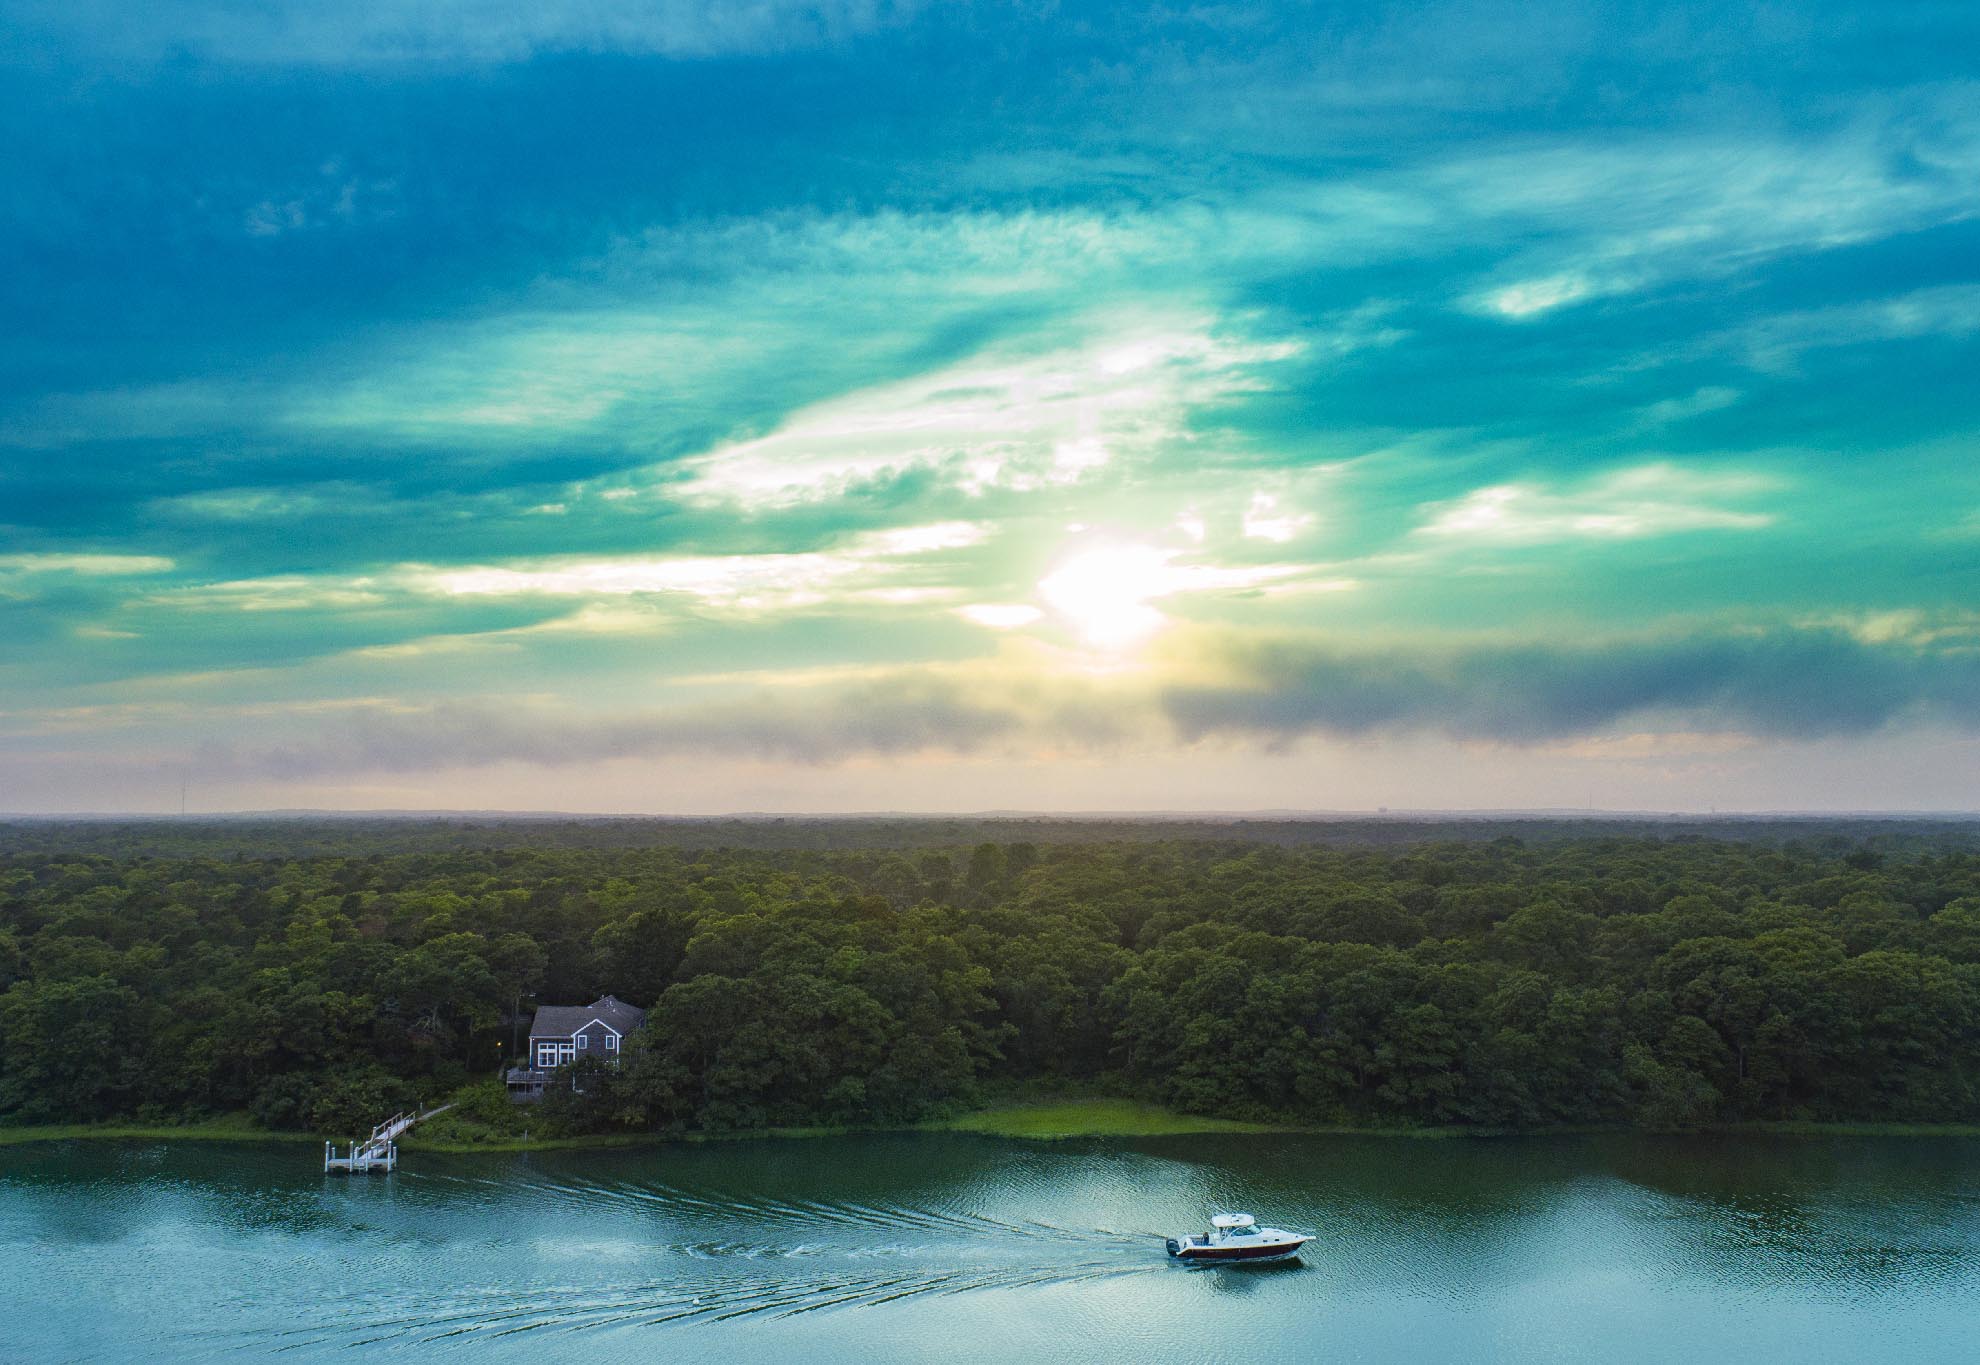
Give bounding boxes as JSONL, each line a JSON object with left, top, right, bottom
{"left": 3, "top": 1, "right": 1980, "bottom": 815}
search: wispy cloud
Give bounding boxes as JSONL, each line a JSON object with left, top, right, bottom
{"left": 242, "top": 161, "right": 395, "bottom": 239}
{"left": 263, "top": 208, "right": 1230, "bottom": 457}
{"left": 661, "top": 318, "right": 1301, "bottom": 508}
{"left": 133, "top": 524, "right": 986, "bottom": 623}
{"left": 140, "top": 575, "right": 392, "bottom": 614}
{"left": 1453, "top": 116, "right": 1980, "bottom": 317}
{"left": 1727, "top": 284, "right": 1980, "bottom": 370}
{"left": 410, "top": 522, "right": 986, "bottom": 611}
{"left": 0, "top": 553, "right": 175, "bottom": 575}
{"left": 1414, "top": 463, "right": 1776, "bottom": 544}
{"left": 1240, "top": 491, "right": 1313, "bottom": 543}
{"left": 1628, "top": 387, "right": 1742, "bottom": 429}
{"left": 13, "top": 0, "right": 920, "bottom": 66}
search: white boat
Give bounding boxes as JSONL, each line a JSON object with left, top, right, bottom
{"left": 1165, "top": 1212, "right": 1310, "bottom": 1264}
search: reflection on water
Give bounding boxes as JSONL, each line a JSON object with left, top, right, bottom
{"left": 2, "top": 1133, "right": 1977, "bottom": 1362}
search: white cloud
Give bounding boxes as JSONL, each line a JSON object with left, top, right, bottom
{"left": 407, "top": 522, "right": 986, "bottom": 613}
{"left": 957, "top": 603, "right": 1045, "bottom": 630}
{"left": 147, "top": 575, "right": 390, "bottom": 612}
{"left": 242, "top": 167, "right": 393, "bottom": 239}
{"left": 1799, "top": 609, "right": 1980, "bottom": 650}
{"left": 861, "top": 522, "right": 987, "bottom": 555}
{"left": 1728, "top": 284, "right": 1980, "bottom": 370}
{"left": 244, "top": 199, "right": 312, "bottom": 238}
{"left": 665, "top": 317, "right": 1301, "bottom": 508}
{"left": 272, "top": 207, "right": 1212, "bottom": 451}
{"left": 1630, "top": 387, "right": 1741, "bottom": 428}
{"left": 21, "top": 0, "right": 920, "bottom": 66}
{"left": 1416, "top": 463, "right": 1776, "bottom": 544}
{"left": 142, "top": 523, "right": 987, "bottom": 619}
{"left": 1480, "top": 272, "right": 1594, "bottom": 319}
{"left": 152, "top": 486, "right": 352, "bottom": 522}
{"left": 1455, "top": 120, "right": 1980, "bottom": 317}
{"left": 1241, "top": 491, "right": 1313, "bottom": 543}
{"left": 0, "top": 553, "right": 174, "bottom": 575}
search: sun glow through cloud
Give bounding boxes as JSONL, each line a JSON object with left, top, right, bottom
{"left": 5, "top": 2, "right": 1980, "bottom": 813}
{"left": 1038, "top": 545, "right": 1174, "bottom": 649}
{"left": 1037, "top": 543, "right": 1309, "bottom": 650}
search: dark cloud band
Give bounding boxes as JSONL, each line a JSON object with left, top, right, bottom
{"left": 179, "top": 625, "right": 1980, "bottom": 779}
{"left": 1164, "top": 627, "right": 1980, "bottom": 745}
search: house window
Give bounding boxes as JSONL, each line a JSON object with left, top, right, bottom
{"left": 577, "top": 1034, "right": 588, "bottom": 1050}
{"left": 606, "top": 1035, "right": 618, "bottom": 1052}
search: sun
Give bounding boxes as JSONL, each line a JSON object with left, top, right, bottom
{"left": 1037, "top": 544, "right": 1172, "bottom": 649}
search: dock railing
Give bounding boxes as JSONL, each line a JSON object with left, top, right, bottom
{"left": 324, "top": 1104, "right": 452, "bottom": 1174}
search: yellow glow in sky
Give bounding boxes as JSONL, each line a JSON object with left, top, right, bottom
{"left": 1037, "top": 544, "right": 1173, "bottom": 649}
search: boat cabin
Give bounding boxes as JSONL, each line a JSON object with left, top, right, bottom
{"left": 1166, "top": 1210, "right": 1309, "bottom": 1263}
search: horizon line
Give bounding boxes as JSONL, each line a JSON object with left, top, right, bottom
{"left": 7, "top": 806, "right": 1980, "bottom": 822}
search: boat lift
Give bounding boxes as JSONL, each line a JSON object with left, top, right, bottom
{"left": 324, "top": 1106, "right": 448, "bottom": 1174}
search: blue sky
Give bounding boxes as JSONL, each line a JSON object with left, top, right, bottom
{"left": 3, "top": 1, "right": 1979, "bottom": 812}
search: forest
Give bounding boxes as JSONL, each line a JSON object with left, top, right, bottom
{"left": 3, "top": 818, "right": 1979, "bottom": 1137}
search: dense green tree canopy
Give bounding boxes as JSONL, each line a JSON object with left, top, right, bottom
{"left": 3, "top": 821, "right": 1978, "bottom": 1135}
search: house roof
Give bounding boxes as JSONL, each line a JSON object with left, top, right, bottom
{"left": 527, "top": 994, "right": 647, "bottom": 1040}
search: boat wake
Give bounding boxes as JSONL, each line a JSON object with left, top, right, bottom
{"left": 223, "top": 1259, "right": 1157, "bottom": 1353}
{"left": 198, "top": 1181, "right": 1166, "bottom": 1354}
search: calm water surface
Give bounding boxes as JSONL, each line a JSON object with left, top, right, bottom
{"left": 2, "top": 1132, "right": 1976, "bottom": 1362}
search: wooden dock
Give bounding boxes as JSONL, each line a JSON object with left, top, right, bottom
{"left": 324, "top": 1105, "right": 450, "bottom": 1174}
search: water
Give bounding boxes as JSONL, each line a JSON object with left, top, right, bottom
{"left": 3, "top": 1132, "right": 1977, "bottom": 1362}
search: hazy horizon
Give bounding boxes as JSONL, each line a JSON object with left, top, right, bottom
{"left": 9, "top": 804, "right": 1980, "bottom": 821}
{"left": 5, "top": 2, "right": 1979, "bottom": 812}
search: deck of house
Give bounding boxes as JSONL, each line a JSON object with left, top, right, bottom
{"left": 505, "top": 1066, "right": 549, "bottom": 1101}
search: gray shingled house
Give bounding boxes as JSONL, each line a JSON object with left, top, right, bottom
{"left": 505, "top": 993, "right": 647, "bottom": 1100}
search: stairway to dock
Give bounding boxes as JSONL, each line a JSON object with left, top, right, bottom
{"left": 324, "top": 1105, "right": 452, "bottom": 1174}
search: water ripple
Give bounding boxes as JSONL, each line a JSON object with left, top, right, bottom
{"left": 9, "top": 1133, "right": 1980, "bottom": 1363}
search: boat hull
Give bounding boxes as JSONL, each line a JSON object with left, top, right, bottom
{"left": 1166, "top": 1236, "right": 1308, "bottom": 1264}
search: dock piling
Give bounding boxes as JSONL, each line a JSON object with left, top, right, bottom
{"left": 323, "top": 1106, "right": 447, "bottom": 1174}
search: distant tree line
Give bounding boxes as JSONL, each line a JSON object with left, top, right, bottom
{"left": 2, "top": 827, "right": 1978, "bottom": 1135}
{"left": 10, "top": 815, "right": 1980, "bottom": 859}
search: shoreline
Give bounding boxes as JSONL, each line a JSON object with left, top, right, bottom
{"left": 0, "top": 1118, "right": 321, "bottom": 1148}
{"left": 6, "top": 1100, "right": 1980, "bottom": 1153}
